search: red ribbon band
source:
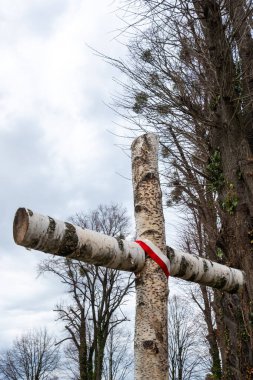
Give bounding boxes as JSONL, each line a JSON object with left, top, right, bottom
{"left": 135, "top": 239, "right": 170, "bottom": 278}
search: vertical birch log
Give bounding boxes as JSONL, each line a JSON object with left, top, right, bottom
{"left": 132, "top": 133, "right": 168, "bottom": 379}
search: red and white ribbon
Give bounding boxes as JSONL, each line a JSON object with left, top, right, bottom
{"left": 135, "top": 239, "right": 170, "bottom": 278}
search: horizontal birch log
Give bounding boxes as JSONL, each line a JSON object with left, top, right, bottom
{"left": 13, "top": 208, "right": 245, "bottom": 293}
{"left": 13, "top": 208, "right": 145, "bottom": 272}
{"left": 167, "top": 247, "right": 245, "bottom": 294}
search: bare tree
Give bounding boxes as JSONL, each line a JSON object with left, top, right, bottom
{"left": 103, "top": 326, "right": 133, "bottom": 380}
{"left": 0, "top": 329, "right": 60, "bottom": 380}
{"left": 168, "top": 295, "right": 210, "bottom": 380}
{"left": 38, "top": 204, "right": 134, "bottom": 380}
{"left": 179, "top": 210, "right": 222, "bottom": 379}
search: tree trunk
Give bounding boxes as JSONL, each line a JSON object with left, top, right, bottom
{"left": 108, "top": 331, "right": 113, "bottom": 380}
{"left": 200, "top": 286, "right": 222, "bottom": 379}
{"left": 213, "top": 133, "right": 253, "bottom": 379}
{"left": 131, "top": 133, "right": 169, "bottom": 379}
{"left": 193, "top": 1, "right": 253, "bottom": 377}
{"left": 79, "top": 310, "right": 88, "bottom": 380}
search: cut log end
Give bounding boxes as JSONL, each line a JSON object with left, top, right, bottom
{"left": 13, "top": 208, "right": 29, "bottom": 245}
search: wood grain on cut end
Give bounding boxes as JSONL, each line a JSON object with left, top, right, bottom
{"left": 13, "top": 208, "right": 29, "bottom": 245}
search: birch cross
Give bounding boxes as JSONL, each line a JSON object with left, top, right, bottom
{"left": 13, "top": 133, "right": 245, "bottom": 380}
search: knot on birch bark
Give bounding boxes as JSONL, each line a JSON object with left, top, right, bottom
{"left": 143, "top": 340, "right": 159, "bottom": 353}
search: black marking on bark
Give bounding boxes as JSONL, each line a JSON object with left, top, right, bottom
{"left": 203, "top": 259, "right": 209, "bottom": 272}
{"left": 27, "top": 209, "right": 33, "bottom": 217}
{"left": 135, "top": 204, "right": 142, "bottom": 213}
{"left": 80, "top": 243, "right": 113, "bottom": 266}
{"left": 215, "top": 276, "right": 227, "bottom": 289}
{"left": 188, "top": 273, "right": 197, "bottom": 281}
{"left": 144, "top": 228, "right": 159, "bottom": 236}
{"left": 59, "top": 222, "right": 78, "bottom": 257}
{"left": 178, "top": 256, "right": 188, "bottom": 277}
{"left": 144, "top": 133, "right": 149, "bottom": 146}
{"left": 135, "top": 276, "right": 144, "bottom": 286}
{"left": 144, "top": 133, "right": 156, "bottom": 153}
{"left": 143, "top": 171, "right": 157, "bottom": 181}
{"left": 30, "top": 238, "right": 40, "bottom": 248}
{"left": 134, "top": 204, "right": 149, "bottom": 213}
{"left": 143, "top": 340, "right": 159, "bottom": 353}
{"left": 167, "top": 246, "right": 175, "bottom": 261}
{"left": 156, "top": 331, "right": 164, "bottom": 343}
{"left": 47, "top": 217, "right": 56, "bottom": 236}
{"left": 79, "top": 243, "right": 93, "bottom": 259}
{"left": 40, "top": 217, "right": 59, "bottom": 253}
{"left": 116, "top": 237, "right": 124, "bottom": 252}
{"left": 93, "top": 254, "right": 113, "bottom": 266}
{"left": 126, "top": 253, "right": 139, "bottom": 272}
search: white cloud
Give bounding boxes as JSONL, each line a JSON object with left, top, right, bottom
{"left": 0, "top": 0, "right": 134, "bottom": 349}
{"left": 0, "top": 252, "right": 66, "bottom": 346}
{"left": 0, "top": 0, "right": 180, "bottom": 352}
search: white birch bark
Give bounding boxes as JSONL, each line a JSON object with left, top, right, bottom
{"left": 13, "top": 208, "right": 144, "bottom": 272}
{"left": 13, "top": 208, "right": 245, "bottom": 293}
{"left": 131, "top": 133, "right": 169, "bottom": 380}
{"left": 168, "top": 247, "right": 245, "bottom": 293}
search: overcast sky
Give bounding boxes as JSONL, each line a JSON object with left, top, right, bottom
{"left": 0, "top": 0, "right": 180, "bottom": 350}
